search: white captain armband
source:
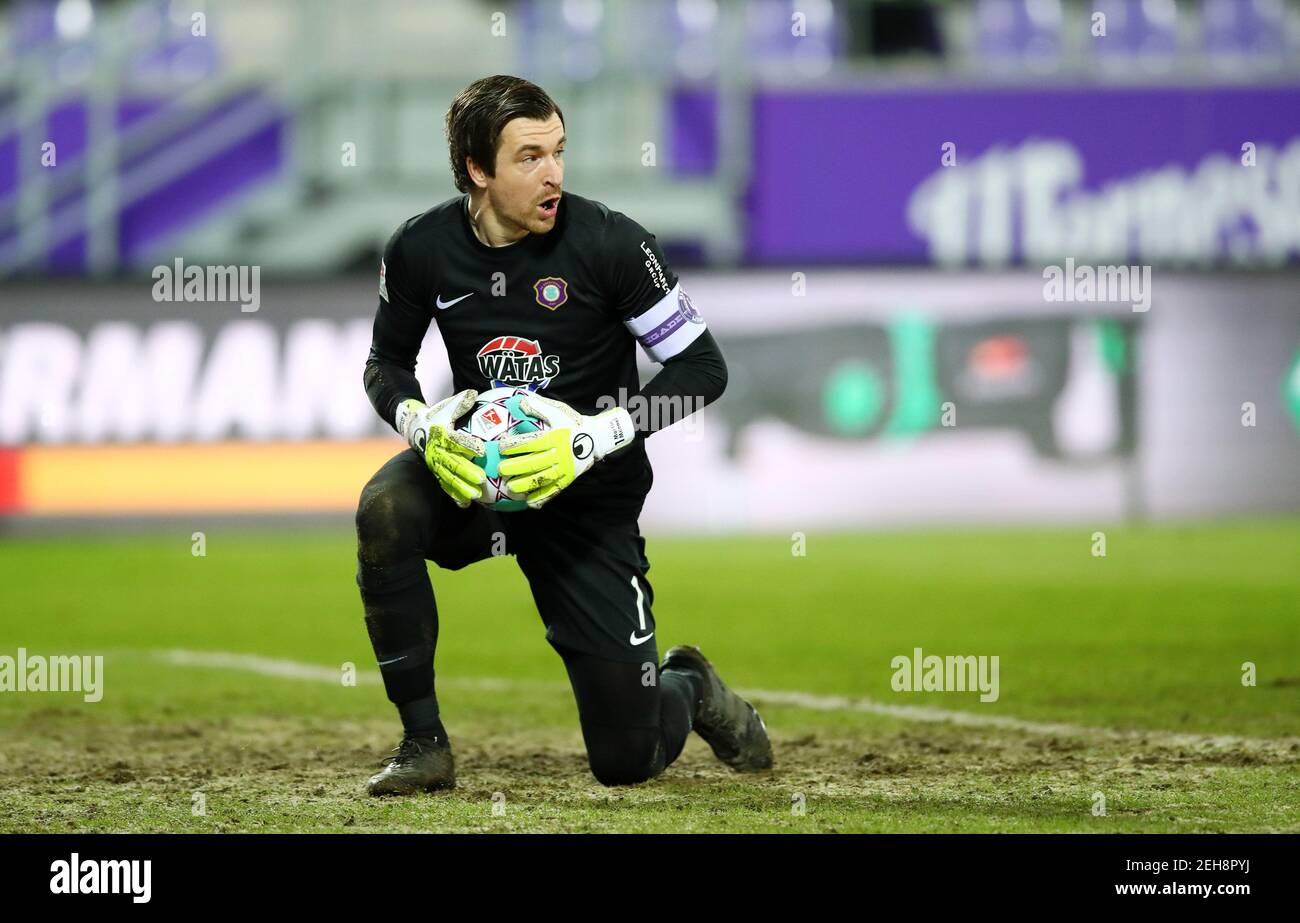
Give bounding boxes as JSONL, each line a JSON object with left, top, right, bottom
{"left": 623, "top": 282, "right": 708, "bottom": 362}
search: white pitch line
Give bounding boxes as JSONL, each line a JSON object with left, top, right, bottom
{"left": 741, "top": 688, "right": 1300, "bottom": 751}
{"left": 161, "top": 649, "right": 375, "bottom": 684}
{"left": 155, "top": 649, "right": 561, "bottom": 694}
{"left": 154, "top": 649, "right": 1298, "bottom": 751}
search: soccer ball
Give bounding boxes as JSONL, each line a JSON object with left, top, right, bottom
{"left": 456, "top": 387, "right": 549, "bottom": 511}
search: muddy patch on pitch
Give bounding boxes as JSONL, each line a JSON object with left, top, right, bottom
{"left": 1, "top": 712, "right": 1296, "bottom": 832}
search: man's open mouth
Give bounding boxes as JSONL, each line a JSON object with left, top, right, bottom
{"left": 538, "top": 195, "right": 560, "bottom": 217}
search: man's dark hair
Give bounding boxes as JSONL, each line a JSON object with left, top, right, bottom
{"left": 445, "top": 75, "right": 565, "bottom": 193}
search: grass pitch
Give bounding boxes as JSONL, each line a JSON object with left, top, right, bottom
{"left": 1, "top": 521, "right": 1297, "bottom": 833}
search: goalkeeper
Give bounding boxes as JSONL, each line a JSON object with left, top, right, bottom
{"left": 356, "top": 75, "right": 772, "bottom": 795}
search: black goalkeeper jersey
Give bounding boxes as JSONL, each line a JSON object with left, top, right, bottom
{"left": 365, "top": 191, "right": 715, "bottom": 510}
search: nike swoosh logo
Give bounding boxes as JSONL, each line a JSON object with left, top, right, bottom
{"left": 436, "top": 292, "right": 474, "bottom": 310}
{"left": 377, "top": 656, "right": 408, "bottom": 666}
{"left": 628, "top": 575, "right": 652, "bottom": 646}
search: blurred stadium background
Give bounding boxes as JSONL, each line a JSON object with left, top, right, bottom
{"left": 2, "top": 0, "right": 1299, "bottom": 834}
{"left": 0, "top": 0, "right": 1298, "bottom": 528}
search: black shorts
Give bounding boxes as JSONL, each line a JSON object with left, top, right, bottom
{"left": 374, "top": 449, "right": 659, "bottom": 665}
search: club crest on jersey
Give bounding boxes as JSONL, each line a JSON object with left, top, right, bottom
{"left": 533, "top": 276, "right": 569, "bottom": 311}
{"left": 477, "top": 335, "right": 560, "bottom": 390}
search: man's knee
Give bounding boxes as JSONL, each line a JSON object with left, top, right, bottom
{"left": 357, "top": 478, "right": 420, "bottom": 560}
{"left": 585, "top": 728, "right": 666, "bottom": 787}
{"left": 355, "top": 463, "right": 433, "bottom": 593}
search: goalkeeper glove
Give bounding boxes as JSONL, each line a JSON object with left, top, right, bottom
{"left": 496, "top": 394, "right": 635, "bottom": 509}
{"left": 395, "top": 390, "right": 486, "bottom": 508}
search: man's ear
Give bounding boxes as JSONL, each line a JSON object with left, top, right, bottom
{"left": 466, "top": 156, "right": 490, "bottom": 189}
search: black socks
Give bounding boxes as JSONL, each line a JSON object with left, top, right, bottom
{"left": 397, "top": 691, "right": 447, "bottom": 741}
{"left": 661, "top": 664, "right": 704, "bottom": 718}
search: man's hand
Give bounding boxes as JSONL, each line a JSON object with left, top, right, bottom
{"left": 496, "top": 395, "right": 635, "bottom": 509}
{"left": 395, "top": 390, "right": 486, "bottom": 508}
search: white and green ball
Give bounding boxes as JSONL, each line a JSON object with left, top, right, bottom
{"left": 456, "top": 387, "right": 549, "bottom": 511}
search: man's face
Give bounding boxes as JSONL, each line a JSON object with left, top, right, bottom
{"left": 476, "top": 112, "right": 565, "bottom": 236}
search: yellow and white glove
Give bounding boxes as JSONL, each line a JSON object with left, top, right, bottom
{"left": 395, "top": 390, "right": 486, "bottom": 508}
{"left": 496, "top": 394, "right": 635, "bottom": 509}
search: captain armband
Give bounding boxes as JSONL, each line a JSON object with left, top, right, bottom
{"left": 623, "top": 282, "right": 708, "bottom": 362}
